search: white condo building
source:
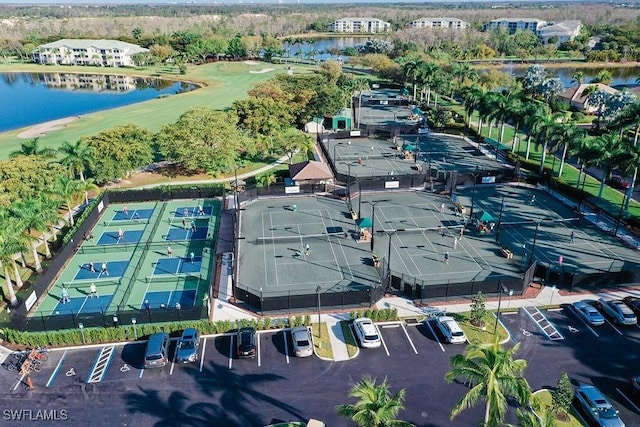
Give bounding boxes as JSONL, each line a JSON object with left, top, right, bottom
{"left": 32, "top": 39, "right": 148, "bottom": 67}
{"left": 409, "top": 17, "right": 469, "bottom": 30}
{"left": 537, "top": 20, "right": 582, "bottom": 45}
{"left": 328, "top": 18, "right": 391, "bottom": 34}
{"left": 483, "top": 18, "right": 547, "bottom": 34}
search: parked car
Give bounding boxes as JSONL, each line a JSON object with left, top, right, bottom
{"left": 291, "top": 326, "right": 313, "bottom": 358}
{"left": 598, "top": 298, "right": 638, "bottom": 325}
{"left": 143, "top": 332, "right": 170, "bottom": 369}
{"left": 622, "top": 296, "right": 640, "bottom": 317}
{"left": 607, "top": 175, "right": 631, "bottom": 190}
{"left": 574, "top": 384, "right": 626, "bottom": 427}
{"left": 572, "top": 300, "right": 605, "bottom": 326}
{"left": 435, "top": 316, "right": 467, "bottom": 344}
{"left": 175, "top": 328, "right": 199, "bottom": 364}
{"left": 236, "top": 327, "right": 256, "bottom": 359}
{"left": 353, "top": 318, "right": 381, "bottom": 348}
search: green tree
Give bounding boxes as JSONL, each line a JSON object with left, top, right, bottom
{"left": 470, "top": 291, "right": 487, "bottom": 327}
{"left": 273, "top": 128, "right": 315, "bottom": 164}
{"left": 256, "top": 171, "right": 276, "bottom": 190}
{"left": 9, "top": 197, "right": 56, "bottom": 271}
{"left": 231, "top": 97, "right": 293, "bottom": 137}
{"left": 336, "top": 376, "right": 414, "bottom": 427}
{"left": 58, "top": 139, "right": 94, "bottom": 181}
{"left": 551, "top": 372, "right": 573, "bottom": 419}
{"left": 84, "top": 124, "right": 153, "bottom": 183}
{"left": 516, "top": 393, "right": 557, "bottom": 427}
{"left": 445, "top": 339, "right": 532, "bottom": 426}
{"left": 49, "top": 175, "right": 83, "bottom": 226}
{"left": 0, "top": 210, "right": 28, "bottom": 304}
{"left": 9, "top": 137, "right": 56, "bottom": 159}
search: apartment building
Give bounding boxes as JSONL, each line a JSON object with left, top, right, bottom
{"left": 32, "top": 39, "right": 148, "bottom": 67}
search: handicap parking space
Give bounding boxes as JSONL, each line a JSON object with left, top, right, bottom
{"left": 100, "top": 342, "right": 145, "bottom": 382}
{"left": 40, "top": 347, "right": 102, "bottom": 389}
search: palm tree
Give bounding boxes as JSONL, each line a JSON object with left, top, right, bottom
{"left": 0, "top": 211, "right": 28, "bottom": 304}
{"left": 589, "top": 133, "right": 627, "bottom": 198}
{"left": 523, "top": 103, "right": 551, "bottom": 160}
{"left": 460, "top": 85, "right": 485, "bottom": 131}
{"left": 445, "top": 339, "right": 532, "bottom": 426}
{"left": 547, "top": 121, "right": 585, "bottom": 178}
{"left": 569, "top": 136, "right": 602, "bottom": 192}
{"left": 58, "top": 139, "right": 94, "bottom": 181}
{"left": 400, "top": 56, "right": 424, "bottom": 101}
{"left": 9, "top": 198, "right": 54, "bottom": 272}
{"left": 612, "top": 100, "right": 640, "bottom": 209}
{"left": 336, "top": 376, "right": 414, "bottom": 427}
{"left": 49, "top": 175, "right": 82, "bottom": 226}
{"left": 417, "top": 61, "right": 439, "bottom": 106}
{"left": 256, "top": 171, "right": 276, "bottom": 190}
{"left": 516, "top": 393, "right": 557, "bottom": 427}
{"left": 570, "top": 71, "right": 586, "bottom": 86}
{"left": 534, "top": 112, "right": 563, "bottom": 175}
{"left": 9, "top": 137, "right": 56, "bottom": 158}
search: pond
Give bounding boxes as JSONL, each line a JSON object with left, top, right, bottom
{"left": 0, "top": 72, "right": 197, "bottom": 133}
{"left": 499, "top": 64, "right": 640, "bottom": 88}
{"left": 282, "top": 36, "right": 371, "bottom": 62}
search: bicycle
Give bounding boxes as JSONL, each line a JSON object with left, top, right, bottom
{"left": 2, "top": 361, "right": 17, "bottom": 372}
{"left": 28, "top": 348, "right": 48, "bottom": 362}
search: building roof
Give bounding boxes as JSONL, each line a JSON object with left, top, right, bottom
{"left": 37, "top": 39, "right": 148, "bottom": 52}
{"left": 289, "top": 161, "right": 333, "bottom": 181}
{"left": 558, "top": 83, "right": 619, "bottom": 104}
{"left": 488, "top": 18, "right": 546, "bottom": 24}
{"left": 413, "top": 17, "right": 467, "bottom": 22}
{"left": 334, "top": 17, "right": 389, "bottom": 23}
{"left": 538, "top": 20, "right": 581, "bottom": 37}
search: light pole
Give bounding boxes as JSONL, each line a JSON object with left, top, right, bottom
{"left": 342, "top": 161, "right": 358, "bottom": 212}
{"left": 529, "top": 221, "right": 542, "bottom": 267}
{"left": 176, "top": 302, "right": 181, "bottom": 321}
{"left": 495, "top": 194, "right": 507, "bottom": 243}
{"left": 377, "top": 229, "right": 403, "bottom": 288}
{"left": 260, "top": 287, "right": 264, "bottom": 316}
{"left": 79, "top": 322, "right": 85, "bottom": 344}
{"left": 366, "top": 199, "right": 390, "bottom": 252}
{"left": 316, "top": 285, "right": 322, "bottom": 338}
{"left": 469, "top": 166, "right": 480, "bottom": 220}
{"left": 614, "top": 190, "right": 628, "bottom": 235}
{"left": 333, "top": 140, "right": 351, "bottom": 165}
{"left": 132, "top": 317, "right": 138, "bottom": 340}
{"left": 493, "top": 282, "right": 512, "bottom": 335}
{"left": 520, "top": 243, "right": 527, "bottom": 270}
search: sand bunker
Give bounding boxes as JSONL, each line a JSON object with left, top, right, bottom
{"left": 249, "top": 68, "right": 276, "bottom": 74}
{"left": 244, "top": 60, "right": 261, "bottom": 65}
{"left": 17, "top": 116, "right": 80, "bottom": 139}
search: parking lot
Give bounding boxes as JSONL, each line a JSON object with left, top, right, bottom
{"left": 3, "top": 299, "right": 640, "bottom": 426}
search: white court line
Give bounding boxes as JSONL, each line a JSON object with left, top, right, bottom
{"left": 199, "top": 337, "right": 206, "bottom": 372}
{"left": 262, "top": 213, "right": 270, "bottom": 287}
{"left": 321, "top": 211, "right": 348, "bottom": 280}
{"left": 269, "top": 212, "right": 280, "bottom": 287}
{"left": 278, "top": 258, "right": 337, "bottom": 265}
{"left": 401, "top": 324, "right": 418, "bottom": 354}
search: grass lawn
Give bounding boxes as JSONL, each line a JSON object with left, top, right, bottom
{"left": 311, "top": 322, "right": 333, "bottom": 359}
{"left": 451, "top": 312, "right": 509, "bottom": 345}
{"left": 533, "top": 389, "right": 584, "bottom": 427}
{"left": 0, "top": 61, "right": 310, "bottom": 159}
{"left": 339, "top": 320, "right": 359, "bottom": 358}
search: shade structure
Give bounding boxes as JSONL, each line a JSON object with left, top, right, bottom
{"left": 356, "top": 217, "right": 372, "bottom": 228}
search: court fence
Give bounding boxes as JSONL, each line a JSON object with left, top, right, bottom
{"left": 531, "top": 259, "right": 640, "bottom": 291}
{"left": 8, "top": 185, "right": 220, "bottom": 332}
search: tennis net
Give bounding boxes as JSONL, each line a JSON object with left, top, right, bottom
{"left": 334, "top": 152, "right": 400, "bottom": 162}
{"left": 62, "top": 278, "right": 121, "bottom": 288}
{"left": 145, "top": 272, "right": 202, "bottom": 284}
{"left": 103, "top": 218, "right": 150, "bottom": 226}
{"left": 81, "top": 243, "right": 137, "bottom": 254}
{"left": 256, "top": 231, "right": 347, "bottom": 244}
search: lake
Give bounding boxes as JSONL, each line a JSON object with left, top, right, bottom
{"left": 499, "top": 64, "right": 640, "bottom": 88}
{"left": 0, "top": 72, "right": 197, "bottom": 133}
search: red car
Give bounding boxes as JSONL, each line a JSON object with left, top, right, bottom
{"left": 608, "top": 176, "right": 631, "bottom": 190}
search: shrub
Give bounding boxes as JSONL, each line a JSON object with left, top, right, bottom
{"left": 470, "top": 291, "right": 487, "bottom": 327}
{"left": 552, "top": 372, "right": 574, "bottom": 419}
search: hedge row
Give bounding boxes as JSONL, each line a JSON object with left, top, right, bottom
{"left": 349, "top": 308, "right": 398, "bottom": 322}
{"left": 3, "top": 315, "right": 312, "bottom": 347}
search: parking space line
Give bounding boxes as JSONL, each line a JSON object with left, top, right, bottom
{"left": 228, "top": 336, "right": 233, "bottom": 370}
{"left": 424, "top": 321, "right": 445, "bottom": 352}
{"left": 139, "top": 368, "right": 144, "bottom": 378}
{"left": 400, "top": 324, "right": 418, "bottom": 354}
{"left": 257, "top": 335, "right": 262, "bottom": 367}
{"left": 169, "top": 353, "right": 176, "bottom": 376}
{"left": 87, "top": 346, "right": 115, "bottom": 383}
{"left": 283, "top": 331, "right": 290, "bottom": 364}
{"left": 199, "top": 338, "right": 206, "bottom": 372}
{"left": 12, "top": 373, "right": 26, "bottom": 391}
{"left": 616, "top": 387, "right": 640, "bottom": 413}
{"left": 566, "top": 307, "right": 599, "bottom": 337}
{"left": 377, "top": 325, "right": 390, "bottom": 356}
{"left": 46, "top": 351, "right": 67, "bottom": 387}
{"left": 604, "top": 318, "right": 624, "bottom": 335}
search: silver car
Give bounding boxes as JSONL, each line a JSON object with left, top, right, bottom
{"left": 574, "top": 384, "right": 625, "bottom": 427}
{"left": 291, "top": 326, "right": 313, "bottom": 357}
{"left": 598, "top": 298, "right": 638, "bottom": 325}
{"left": 572, "top": 300, "right": 605, "bottom": 326}
{"left": 175, "top": 328, "right": 200, "bottom": 364}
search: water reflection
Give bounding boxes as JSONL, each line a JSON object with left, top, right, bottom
{"left": 2, "top": 72, "right": 183, "bottom": 92}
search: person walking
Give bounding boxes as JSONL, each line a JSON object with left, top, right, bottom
{"left": 558, "top": 255, "right": 564, "bottom": 266}
{"left": 529, "top": 195, "right": 536, "bottom": 205}
{"left": 167, "top": 245, "right": 173, "bottom": 257}
{"left": 304, "top": 243, "right": 310, "bottom": 256}
{"left": 444, "top": 251, "right": 450, "bottom": 264}
{"left": 183, "top": 207, "right": 189, "bottom": 218}
{"left": 123, "top": 205, "right": 128, "bottom": 217}
{"left": 190, "top": 252, "right": 195, "bottom": 263}
{"left": 89, "top": 261, "right": 96, "bottom": 273}
{"left": 191, "top": 221, "right": 197, "bottom": 232}
{"left": 459, "top": 227, "right": 465, "bottom": 239}
{"left": 101, "top": 262, "right": 109, "bottom": 276}
{"left": 118, "top": 228, "right": 124, "bottom": 241}
{"left": 61, "top": 286, "right": 70, "bottom": 304}
{"left": 182, "top": 218, "right": 187, "bottom": 230}
{"left": 440, "top": 203, "right": 446, "bottom": 213}
{"left": 570, "top": 231, "right": 575, "bottom": 244}
{"left": 198, "top": 205, "right": 204, "bottom": 215}
{"left": 89, "top": 283, "right": 98, "bottom": 298}
{"left": 453, "top": 237, "right": 458, "bottom": 250}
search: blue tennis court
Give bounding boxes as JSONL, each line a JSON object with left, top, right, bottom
{"left": 141, "top": 290, "right": 197, "bottom": 309}
{"left": 75, "top": 260, "right": 130, "bottom": 280}
{"left": 153, "top": 257, "right": 202, "bottom": 275}
{"left": 166, "top": 226, "right": 209, "bottom": 241}
{"left": 174, "top": 206, "right": 214, "bottom": 218}
{"left": 112, "top": 208, "right": 154, "bottom": 221}
{"left": 50, "top": 295, "right": 112, "bottom": 315}
{"left": 97, "top": 229, "right": 144, "bottom": 245}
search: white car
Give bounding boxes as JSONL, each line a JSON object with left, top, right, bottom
{"left": 572, "top": 300, "right": 605, "bottom": 326}
{"left": 353, "top": 318, "right": 381, "bottom": 348}
{"left": 598, "top": 298, "right": 638, "bottom": 325}
{"left": 436, "top": 316, "right": 467, "bottom": 344}
{"left": 291, "top": 326, "right": 313, "bottom": 358}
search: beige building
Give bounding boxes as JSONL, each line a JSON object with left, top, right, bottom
{"left": 328, "top": 18, "right": 391, "bottom": 34}
{"left": 409, "top": 17, "right": 469, "bottom": 29}
{"left": 32, "top": 39, "right": 148, "bottom": 67}
{"left": 537, "top": 20, "right": 582, "bottom": 45}
{"left": 558, "top": 83, "right": 619, "bottom": 113}
{"left": 483, "top": 18, "right": 547, "bottom": 34}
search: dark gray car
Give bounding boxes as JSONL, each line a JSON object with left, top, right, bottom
{"left": 175, "top": 328, "right": 200, "bottom": 364}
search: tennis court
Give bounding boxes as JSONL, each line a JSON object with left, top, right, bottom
{"left": 38, "top": 198, "right": 220, "bottom": 317}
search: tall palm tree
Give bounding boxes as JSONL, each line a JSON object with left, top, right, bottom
{"left": 445, "top": 339, "right": 532, "bottom": 426}
{"left": 58, "top": 139, "right": 94, "bottom": 181}
{"left": 10, "top": 198, "right": 47, "bottom": 272}
{"left": 516, "top": 393, "right": 557, "bottom": 427}
{"left": 589, "top": 133, "right": 627, "bottom": 198}
{"left": 49, "top": 175, "right": 82, "bottom": 226}
{"left": 547, "top": 121, "right": 585, "bottom": 178}
{"left": 534, "top": 111, "right": 563, "bottom": 174}
{"left": 569, "top": 136, "right": 602, "bottom": 192}
{"left": 523, "top": 103, "right": 551, "bottom": 160}
{"left": 9, "top": 137, "right": 56, "bottom": 158}
{"left": 0, "top": 211, "right": 28, "bottom": 303}
{"left": 460, "top": 85, "right": 485, "bottom": 131}
{"left": 612, "top": 100, "right": 640, "bottom": 209}
{"left": 336, "top": 376, "right": 414, "bottom": 427}
{"left": 570, "top": 71, "right": 586, "bottom": 86}
{"left": 400, "top": 56, "right": 424, "bottom": 101}
{"left": 417, "top": 61, "right": 439, "bottom": 106}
